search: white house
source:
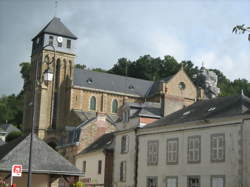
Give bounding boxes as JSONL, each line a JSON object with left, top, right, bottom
{"left": 113, "top": 94, "right": 250, "bottom": 187}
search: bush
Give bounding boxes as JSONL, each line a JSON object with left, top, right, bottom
{"left": 5, "top": 131, "right": 23, "bottom": 142}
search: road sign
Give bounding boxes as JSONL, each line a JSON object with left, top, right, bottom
{"left": 11, "top": 165, "right": 22, "bottom": 177}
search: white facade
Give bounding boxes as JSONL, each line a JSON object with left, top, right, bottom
{"left": 75, "top": 151, "right": 105, "bottom": 185}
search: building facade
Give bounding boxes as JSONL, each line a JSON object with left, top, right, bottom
{"left": 113, "top": 95, "right": 250, "bottom": 187}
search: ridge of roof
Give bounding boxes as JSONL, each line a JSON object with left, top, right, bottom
{"left": 145, "top": 95, "right": 250, "bottom": 129}
{"left": 33, "top": 17, "right": 77, "bottom": 40}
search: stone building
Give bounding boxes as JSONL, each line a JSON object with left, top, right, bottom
{"left": 22, "top": 17, "right": 205, "bottom": 164}
{"left": 113, "top": 94, "right": 250, "bottom": 187}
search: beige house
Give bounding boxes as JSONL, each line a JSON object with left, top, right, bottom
{"left": 75, "top": 133, "right": 114, "bottom": 187}
{"left": 113, "top": 94, "right": 250, "bottom": 187}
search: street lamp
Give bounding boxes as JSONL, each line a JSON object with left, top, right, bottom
{"left": 27, "top": 43, "right": 56, "bottom": 187}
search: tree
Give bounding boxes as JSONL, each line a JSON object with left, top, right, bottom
{"left": 75, "top": 64, "right": 86, "bottom": 70}
{"left": 232, "top": 24, "right": 250, "bottom": 41}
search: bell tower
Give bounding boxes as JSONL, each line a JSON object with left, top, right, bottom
{"left": 23, "top": 17, "right": 77, "bottom": 140}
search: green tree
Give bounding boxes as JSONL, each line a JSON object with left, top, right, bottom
{"left": 75, "top": 64, "right": 86, "bottom": 70}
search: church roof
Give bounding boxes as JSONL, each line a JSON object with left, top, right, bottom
{"left": 145, "top": 95, "right": 250, "bottom": 129}
{"left": 33, "top": 17, "right": 77, "bottom": 40}
{"left": 74, "top": 69, "right": 154, "bottom": 97}
{"left": 0, "top": 134, "right": 82, "bottom": 176}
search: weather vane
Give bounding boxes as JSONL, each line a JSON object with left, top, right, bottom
{"left": 55, "top": 0, "right": 58, "bottom": 17}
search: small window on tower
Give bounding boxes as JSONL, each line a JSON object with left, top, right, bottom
{"left": 67, "top": 39, "right": 71, "bottom": 48}
{"left": 49, "top": 36, "right": 53, "bottom": 45}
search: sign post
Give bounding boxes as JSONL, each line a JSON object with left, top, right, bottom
{"left": 11, "top": 165, "right": 22, "bottom": 185}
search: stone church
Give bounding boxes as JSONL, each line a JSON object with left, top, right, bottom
{"left": 22, "top": 17, "right": 211, "bottom": 163}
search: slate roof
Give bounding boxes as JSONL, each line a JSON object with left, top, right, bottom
{"left": 0, "top": 134, "right": 82, "bottom": 176}
{"left": 145, "top": 95, "right": 250, "bottom": 128}
{"left": 73, "top": 69, "right": 154, "bottom": 97}
{"left": 33, "top": 17, "right": 77, "bottom": 40}
{"left": 78, "top": 133, "right": 114, "bottom": 155}
{"left": 0, "top": 124, "right": 20, "bottom": 133}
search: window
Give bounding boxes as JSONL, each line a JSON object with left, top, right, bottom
{"left": 67, "top": 39, "right": 71, "bottom": 48}
{"left": 49, "top": 36, "right": 53, "bottom": 45}
{"left": 187, "top": 176, "right": 200, "bottom": 187}
{"left": 188, "top": 136, "right": 201, "bottom": 163}
{"left": 211, "top": 134, "right": 225, "bottom": 162}
{"left": 120, "top": 161, "right": 126, "bottom": 182}
{"left": 211, "top": 176, "right": 225, "bottom": 187}
{"left": 58, "top": 41, "right": 62, "bottom": 47}
{"left": 82, "top": 161, "right": 86, "bottom": 173}
{"left": 166, "top": 176, "right": 178, "bottom": 187}
{"left": 167, "top": 138, "right": 178, "bottom": 164}
{"left": 98, "top": 160, "right": 102, "bottom": 174}
{"left": 123, "top": 109, "right": 129, "bottom": 123}
{"left": 121, "top": 135, "right": 129, "bottom": 154}
{"left": 147, "top": 140, "right": 159, "bottom": 165}
{"left": 89, "top": 96, "right": 96, "bottom": 110}
{"left": 112, "top": 99, "right": 118, "bottom": 113}
{"left": 147, "top": 176, "right": 157, "bottom": 187}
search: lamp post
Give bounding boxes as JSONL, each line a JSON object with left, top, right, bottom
{"left": 27, "top": 43, "right": 56, "bottom": 187}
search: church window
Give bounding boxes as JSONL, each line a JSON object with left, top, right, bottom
{"left": 112, "top": 99, "right": 118, "bottom": 113}
{"left": 211, "top": 134, "right": 225, "bottom": 162}
{"left": 89, "top": 96, "right": 96, "bottom": 111}
{"left": 67, "top": 39, "right": 71, "bottom": 48}
{"left": 179, "top": 82, "right": 186, "bottom": 90}
{"left": 147, "top": 140, "right": 159, "bottom": 165}
{"left": 49, "top": 36, "right": 53, "bottom": 45}
{"left": 188, "top": 136, "right": 201, "bottom": 163}
{"left": 167, "top": 138, "right": 178, "bottom": 164}
{"left": 82, "top": 161, "right": 86, "bottom": 173}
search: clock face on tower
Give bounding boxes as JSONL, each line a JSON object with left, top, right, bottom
{"left": 57, "top": 36, "right": 63, "bottom": 43}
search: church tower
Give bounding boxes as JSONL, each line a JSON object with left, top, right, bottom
{"left": 23, "top": 17, "right": 77, "bottom": 140}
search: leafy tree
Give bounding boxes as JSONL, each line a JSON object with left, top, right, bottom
{"left": 92, "top": 68, "right": 106, "bottom": 73}
{"left": 233, "top": 24, "right": 250, "bottom": 41}
{"left": 5, "top": 131, "right": 23, "bottom": 142}
{"left": 75, "top": 64, "right": 86, "bottom": 70}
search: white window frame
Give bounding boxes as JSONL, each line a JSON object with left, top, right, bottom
{"left": 188, "top": 136, "right": 201, "bottom": 163}
{"left": 147, "top": 140, "right": 159, "bottom": 165}
{"left": 211, "top": 175, "right": 225, "bottom": 187}
{"left": 167, "top": 138, "right": 178, "bottom": 164}
{"left": 166, "top": 176, "right": 178, "bottom": 187}
{"left": 211, "top": 134, "right": 225, "bottom": 162}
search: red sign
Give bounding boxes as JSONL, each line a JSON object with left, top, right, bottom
{"left": 11, "top": 165, "right": 22, "bottom": 177}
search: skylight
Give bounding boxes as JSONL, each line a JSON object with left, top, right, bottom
{"left": 183, "top": 111, "right": 191, "bottom": 116}
{"left": 208, "top": 107, "right": 216, "bottom": 112}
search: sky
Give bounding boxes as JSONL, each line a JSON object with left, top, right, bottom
{"left": 0, "top": 0, "right": 249, "bottom": 95}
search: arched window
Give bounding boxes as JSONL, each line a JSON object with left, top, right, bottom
{"left": 89, "top": 96, "right": 96, "bottom": 111}
{"left": 112, "top": 99, "right": 118, "bottom": 113}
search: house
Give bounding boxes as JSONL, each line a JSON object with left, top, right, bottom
{"left": 0, "top": 133, "right": 82, "bottom": 187}
{"left": 113, "top": 94, "right": 250, "bottom": 187}
{"left": 75, "top": 132, "right": 114, "bottom": 187}
{"left": 0, "top": 123, "right": 21, "bottom": 142}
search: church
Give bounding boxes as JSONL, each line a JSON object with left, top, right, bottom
{"left": 22, "top": 17, "right": 211, "bottom": 164}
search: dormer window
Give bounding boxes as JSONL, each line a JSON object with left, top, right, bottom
{"left": 58, "top": 41, "right": 62, "bottom": 47}
{"left": 49, "top": 36, "right": 53, "bottom": 45}
{"left": 87, "top": 78, "right": 93, "bottom": 84}
{"left": 129, "top": 84, "right": 134, "bottom": 90}
{"left": 67, "top": 39, "right": 71, "bottom": 48}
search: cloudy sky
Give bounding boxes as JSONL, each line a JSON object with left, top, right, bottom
{"left": 0, "top": 0, "right": 249, "bottom": 95}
